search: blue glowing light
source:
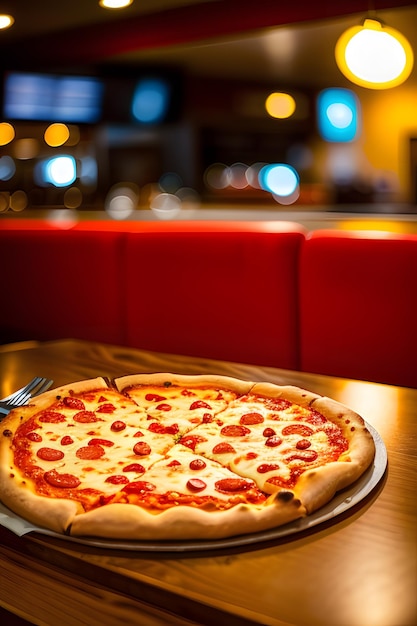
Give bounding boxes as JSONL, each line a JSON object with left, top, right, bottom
{"left": 41, "top": 155, "right": 77, "bottom": 187}
{"left": 258, "top": 163, "right": 299, "bottom": 196}
{"left": 317, "top": 88, "right": 359, "bottom": 142}
{"left": 131, "top": 78, "right": 170, "bottom": 124}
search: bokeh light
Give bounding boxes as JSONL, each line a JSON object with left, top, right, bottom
{"left": 0, "top": 156, "right": 16, "bottom": 181}
{"left": 10, "top": 190, "right": 28, "bottom": 211}
{"left": 229, "top": 163, "right": 249, "bottom": 189}
{"left": 105, "top": 182, "right": 138, "bottom": 219}
{"left": 44, "top": 155, "right": 77, "bottom": 187}
{"left": 317, "top": 88, "right": 359, "bottom": 142}
{"left": 159, "top": 172, "right": 183, "bottom": 193}
{"left": 0, "top": 122, "right": 15, "bottom": 146}
{"left": 204, "top": 163, "right": 231, "bottom": 190}
{"left": 132, "top": 78, "right": 170, "bottom": 124}
{"left": 44, "top": 123, "right": 70, "bottom": 147}
{"left": 265, "top": 92, "right": 296, "bottom": 119}
{"left": 259, "top": 163, "right": 299, "bottom": 197}
{"left": 64, "top": 187, "right": 83, "bottom": 209}
{"left": 12, "top": 138, "right": 40, "bottom": 160}
{"left": 150, "top": 192, "right": 182, "bottom": 219}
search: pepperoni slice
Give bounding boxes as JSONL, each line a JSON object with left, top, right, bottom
{"left": 63, "top": 397, "right": 85, "bottom": 410}
{"left": 181, "top": 389, "right": 196, "bottom": 397}
{"left": 282, "top": 424, "right": 314, "bottom": 437}
{"left": 76, "top": 445, "right": 105, "bottom": 460}
{"left": 180, "top": 434, "right": 207, "bottom": 451}
{"left": 133, "top": 441, "right": 151, "bottom": 456}
{"left": 202, "top": 413, "right": 213, "bottom": 423}
{"left": 37, "top": 447, "right": 65, "bottom": 461}
{"left": 189, "top": 458, "right": 206, "bottom": 470}
{"left": 105, "top": 475, "right": 129, "bottom": 485}
{"left": 287, "top": 450, "right": 318, "bottom": 462}
{"left": 39, "top": 411, "right": 66, "bottom": 423}
{"left": 167, "top": 459, "right": 181, "bottom": 467}
{"left": 220, "top": 424, "right": 251, "bottom": 437}
{"left": 240, "top": 412, "right": 264, "bottom": 425}
{"left": 73, "top": 410, "right": 99, "bottom": 423}
{"left": 156, "top": 403, "right": 172, "bottom": 412}
{"left": 263, "top": 427, "right": 276, "bottom": 438}
{"left": 122, "top": 481, "right": 156, "bottom": 494}
{"left": 148, "top": 422, "right": 167, "bottom": 434}
{"left": 305, "top": 410, "right": 328, "bottom": 425}
{"left": 257, "top": 463, "right": 280, "bottom": 473}
{"left": 269, "top": 398, "right": 292, "bottom": 411}
{"left": 265, "top": 435, "right": 282, "bottom": 447}
{"left": 96, "top": 403, "right": 116, "bottom": 414}
{"left": 123, "top": 463, "right": 145, "bottom": 473}
{"left": 60, "top": 435, "right": 73, "bottom": 446}
{"left": 27, "top": 432, "right": 42, "bottom": 442}
{"left": 44, "top": 469, "right": 81, "bottom": 489}
{"left": 215, "top": 478, "right": 253, "bottom": 493}
{"left": 145, "top": 393, "right": 167, "bottom": 402}
{"left": 189, "top": 400, "right": 211, "bottom": 410}
{"left": 111, "top": 420, "right": 126, "bottom": 432}
{"left": 88, "top": 438, "right": 114, "bottom": 447}
{"left": 187, "top": 478, "right": 207, "bottom": 492}
{"left": 212, "top": 442, "right": 236, "bottom": 454}
{"left": 296, "top": 439, "right": 312, "bottom": 450}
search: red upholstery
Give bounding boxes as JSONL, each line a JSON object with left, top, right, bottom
{"left": 299, "top": 230, "right": 417, "bottom": 388}
{"left": 123, "top": 223, "right": 306, "bottom": 370}
{"left": 0, "top": 228, "right": 125, "bottom": 346}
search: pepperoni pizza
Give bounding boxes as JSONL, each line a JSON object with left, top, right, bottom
{"left": 0, "top": 373, "right": 375, "bottom": 540}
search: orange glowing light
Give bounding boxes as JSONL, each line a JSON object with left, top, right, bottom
{"left": 265, "top": 92, "right": 296, "bottom": 119}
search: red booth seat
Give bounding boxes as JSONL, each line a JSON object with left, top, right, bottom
{"left": 123, "top": 222, "right": 305, "bottom": 370}
{"left": 0, "top": 228, "right": 125, "bottom": 346}
{"left": 299, "top": 230, "right": 417, "bottom": 388}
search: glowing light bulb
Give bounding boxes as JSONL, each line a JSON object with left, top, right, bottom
{"left": 99, "top": 0, "right": 133, "bottom": 8}
{"left": 0, "top": 14, "right": 14, "bottom": 29}
{"left": 335, "top": 18, "right": 414, "bottom": 89}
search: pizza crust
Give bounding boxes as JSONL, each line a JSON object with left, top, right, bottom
{"left": 69, "top": 497, "right": 306, "bottom": 540}
{"left": 114, "top": 372, "right": 254, "bottom": 396}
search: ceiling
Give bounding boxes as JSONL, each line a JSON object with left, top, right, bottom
{"left": 0, "top": 1, "right": 416, "bottom": 87}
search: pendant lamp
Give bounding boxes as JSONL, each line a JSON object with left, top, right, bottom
{"left": 335, "top": 17, "right": 414, "bottom": 89}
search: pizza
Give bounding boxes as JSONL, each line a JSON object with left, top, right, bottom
{"left": 0, "top": 373, "right": 376, "bottom": 541}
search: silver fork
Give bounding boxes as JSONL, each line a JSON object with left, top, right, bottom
{"left": 0, "top": 377, "right": 54, "bottom": 417}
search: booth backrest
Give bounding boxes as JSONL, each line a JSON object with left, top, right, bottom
{"left": 0, "top": 228, "right": 125, "bottom": 346}
{"left": 299, "top": 230, "right": 417, "bottom": 388}
{"left": 123, "top": 223, "right": 306, "bottom": 370}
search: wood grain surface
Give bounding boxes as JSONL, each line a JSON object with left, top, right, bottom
{"left": 0, "top": 339, "right": 416, "bottom": 626}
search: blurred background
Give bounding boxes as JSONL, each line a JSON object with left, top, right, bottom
{"left": 0, "top": 0, "right": 416, "bottom": 219}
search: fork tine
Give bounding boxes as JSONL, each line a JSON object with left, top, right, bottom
{"left": 6, "top": 377, "right": 43, "bottom": 406}
{"left": 1, "top": 377, "right": 41, "bottom": 402}
{"left": 33, "top": 379, "right": 54, "bottom": 396}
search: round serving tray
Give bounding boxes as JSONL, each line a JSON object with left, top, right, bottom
{"left": 0, "top": 423, "right": 387, "bottom": 552}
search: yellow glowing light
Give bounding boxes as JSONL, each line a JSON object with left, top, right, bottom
{"left": 44, "top": 123, "right": 70, "bottom": 147}
{"left": 335, "top": 18, "right": 414, "bottom": 89}
{"left": 99, "top": 0, "right": 133, "bottom": 8}
{"left": 265, "top": 92, "right": 296, "bottom": 119}
{"left": 0, "top": 122, "right": 15, "bottom": 146}
{"left": 0, "top": 14, "right": 14, "bottom": 30}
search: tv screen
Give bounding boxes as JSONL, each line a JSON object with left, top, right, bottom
{"left": 2, "top": 71, "right": 104, "bottom": 123}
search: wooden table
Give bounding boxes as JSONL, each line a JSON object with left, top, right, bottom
{"left": 0, "top": 339, "right": 416, "bottom": 626}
